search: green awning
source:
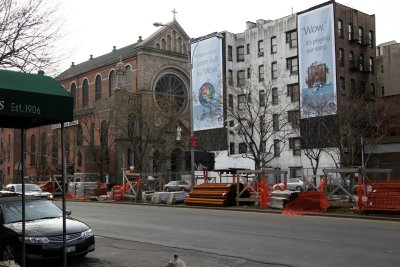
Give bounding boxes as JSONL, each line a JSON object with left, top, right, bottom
{"left": 0, "top": 69, "right": 73, "bottom": 129}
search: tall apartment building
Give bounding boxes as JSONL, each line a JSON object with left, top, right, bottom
{"left": 196, "top": 0, "right": 376, "bottom": 177}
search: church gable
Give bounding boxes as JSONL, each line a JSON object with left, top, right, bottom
{"left": 137, "top": 20, "right": 190, "bottom": 55}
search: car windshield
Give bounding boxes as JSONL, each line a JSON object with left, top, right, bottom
{"left": 14, "top": 184, "right": 43, "bottom": 193}
{"left": 2, "top": 200, "right": 63, "bottom": 224}
{"left": 288, "top": 179, "right": 298, "bottom": 183}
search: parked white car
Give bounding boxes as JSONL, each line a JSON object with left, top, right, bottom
{"left": 0, "top": 183, "right": 54, "bottom": 200}
{"left": 273, "top": 178, "right": 306, "bottom": 192}
{"left": 164, "top": 181, "right": 191, "bottom": 192}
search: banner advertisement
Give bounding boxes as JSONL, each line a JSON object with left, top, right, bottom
{"left": 191, "top": 36, "right": 223, "bottom": 131}
{"left": 298, "top": 4, "right": 337, "bottom": 118}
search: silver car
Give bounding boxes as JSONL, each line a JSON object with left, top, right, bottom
{"left": 1, "top": 184, "right": 53, "bottom": 200}
{"left": 274, "top": 178, "right": 306, "bottom": 191}
{"left": 164, "top": 181, "right": 191, "bottom": 192}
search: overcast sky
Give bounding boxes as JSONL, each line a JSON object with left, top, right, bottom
{"left": 57, "top": 0, "right": 399, "bottom": 72}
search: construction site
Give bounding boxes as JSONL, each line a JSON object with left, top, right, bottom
{"left": 37, "top": 166, "right": 400, "bottom": 217}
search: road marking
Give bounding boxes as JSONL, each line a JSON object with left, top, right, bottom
{"left": 226, "top": 228, "right": 332, "bottom": 243}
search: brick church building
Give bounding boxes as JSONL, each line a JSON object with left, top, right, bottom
{"left": 1, "top": 19, "right": 191, "bottom": 184}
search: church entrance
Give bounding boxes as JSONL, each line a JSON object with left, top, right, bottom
{"left": 170, "top": 148, "right": 184, "bottom": 180}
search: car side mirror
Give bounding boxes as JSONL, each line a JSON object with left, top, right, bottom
{"left": 65, "top": 210, "right": 72, "bottom": 216}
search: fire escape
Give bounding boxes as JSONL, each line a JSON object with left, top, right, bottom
{"left": 348, "top": 11, "right": 374, "bottom": 101}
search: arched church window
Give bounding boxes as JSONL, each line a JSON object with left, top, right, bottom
{"left": 30, "top": 135, "right": 36, "bottom": 166}
{"left": 109, "top": 70, "right": 116, "bottom": 97}
{"left": 70, "top": 83, "right": 76, "bottom": 109}
{"left": 82, "top": 79, "right": 89, "bottom": 107}
{"left": 76, "top": 125, "right": 83, "bottom": 146}
{"left": 154, "top": 74, "right": 187, "bottom": 116}
{"left": 40, "top": 132, "right": 46, "bottom": 165}
{"left": 161, "top": 39, "right": 166, "bottom": 50}
{"left": 95, "top": 74, "right": 102, "bottom": 101}
{"left": 125, "top": 65, "right": 132, "bottom": 91}
{"left": 167, "top": 35, "right": 171, "bottom": 51}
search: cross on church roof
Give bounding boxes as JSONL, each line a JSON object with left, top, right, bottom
{"left": 172, "top": 8, "right": 177, "bottom": 20}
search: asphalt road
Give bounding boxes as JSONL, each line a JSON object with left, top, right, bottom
{"left": 54, "top": 201, "right": 400, "bottom": 267}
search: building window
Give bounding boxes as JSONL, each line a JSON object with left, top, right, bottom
{"left": 76, "top": 125, "right": 83, "bottom": 146}
{"left": 289, "top": 138, "right": 301, "bottom": 155}
{"left": 380, "top": 65, "right": 384, "bottom": 73}
{"left": 370, "top": 83, "right": 376, "bottom": 98}
{"left": 259, "top": 90, "right": 266, "bottom": 107}
{"left": 340, "top": 77, "right": 345, "bottom": 95}
{"left": 288, "top": 110, "right": 300, "bottom": 129}
{"left": 260, "top": 115, "right": 265, "bottom": 135}
{"left": 381, "top": 86, "right": 385, "bottom": 96}
{"left": 337, "top": 19, "right": 343, "bottom": 38}
{"left": 286, "top": 57, "right": 298, "bottom": 75}
{"left": 82, "top": 79, "right": 89, "bottom": 107}
{"left": 271, "top": 36, "right": 277, "bottom": 54}
{"left": 272, "top": 87, "right": 278, "bottom": 105}
{"left": 40, "top": 133, "right": 46, "bottom": 166}
{"left": 247, "top": 68, "right": 251, "bottom": 79}
{"left": 70, "top": 83, "right": 76, "bottom": 110}
{"left": 286, "top": 30, "right": 297, "bottom": 48}
{"left": 271, "top": 62, "right": 278, "bottom": 79}
{"left": 258, "top": 40, "right": 264, "bottom": 56}
{"left": 237, "top": 70, "right": 245, "bottom": 86}
{"left": 228, "top": 46, "right": 233, "bottom": 61}
{"left": 237, "top": 46, "right": 245, "bottom": 62}
{"left": 368, "top": 30, "right": 374, "bottom": 48}
{"left": 351, "top": 79, "right": 356, "bottom": 95}
{"left": 358, "top": 27, "right": 364, "bottom": 44}
{"left": 359, "top": 54, "right": 365, "bottom": 71}
{"left": 95, "top": 74, "right": 102, "bottom": 101}
{"left": 30, "top": 135, "right": 36, "bottom": 166}
{"left": 274, "top": 139, "right": 280, "bottom": 156}
{"left": 90, "top": 123, "right": 95, "bottom": 146}
{"left": 125, "top": 65, "right": 133, "bottom": 91}
{"left": 228, "top": 70, "right": 233, "bottom": 85}
{"left": 77, "top": 151, "right": 82, "bottom": 167}
{"left": 287, "top": 83, "right": 299, "bottom": 102}
{"left": 273, "top": 114, "right": 279, "bottom": 131}
{"left": 238, "top": 94, "right": 246, "bottom": 110}
{"left": 338, "top": 48, "right": 344, "bottom": 67}
{"left": 51, "top": 131, "right": 58, "bottom": 166}
{"left": 348, "top": 23, "right": 353, "bottom": 41}
{"left": 229, "top": 142, "right": 235, "bottom": 155}
{"left": 349, "top": 51, "right": 355, "bottom": 68}
{"left": 246, "top": 43, "right": 250, "bottom": 54}
{"left": 228, "top": 94, "right": 234, "bottom": 108}
{"left": 109, "top": 70, "right": 116, "bottom": 96}
{"left": 258, "top": 65, "right": 264, "bottom": 82}
{"left": 369, "top": 57, "right": 374, "bottom": 73}
{"left": 239, "top": 142, "right": 247, "bottom": 154}
{"left": 290, "top": 167, "right": 302, "bottom": 178}
{"left": 154, "top": 74, "right": 187, "bottom": 116}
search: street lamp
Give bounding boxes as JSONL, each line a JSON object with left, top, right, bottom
{"left": 153, "top": 22, "right": 223, "bottom": 186}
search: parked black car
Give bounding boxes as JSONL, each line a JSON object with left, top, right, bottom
{"left": 0, "top": 196, "right": 95, "bottom": 264}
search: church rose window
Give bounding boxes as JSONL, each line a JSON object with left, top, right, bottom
{"left": 155, "top": 74, "right": 187, "bottom": 116}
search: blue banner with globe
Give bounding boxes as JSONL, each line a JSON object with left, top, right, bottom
{"left": 191, "top": 36, "right": 223, "bottom": 131}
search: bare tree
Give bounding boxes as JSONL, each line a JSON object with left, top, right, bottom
{"left": 338, "top": 97, "right": 400, "bottom": 168}
{"left": 225, "top": 69, "right": 295, "bottom": 170}
{"left": 0, "top": 0, "right": 63, "bottom": 74}
{"left": 79, "top": 104, "right": 116, "bottom": 181}
{"left": 300, "top": 94, "right": 339, "bottom": 175}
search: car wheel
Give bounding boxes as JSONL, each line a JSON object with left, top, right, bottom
{"left": 296, "top": 186, "right": 303, "bottom": 192}
{"left": 165, "top": 188, "right": 170, "bottom": 192}
{"left": 181, "top": 187, "right": 186, "bottom": 191}
{"left": 2, "top": 242, "right": 16, "bottom": 262}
